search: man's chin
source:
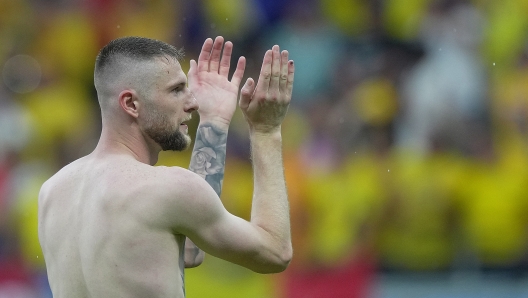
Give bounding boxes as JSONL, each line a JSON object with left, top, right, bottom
{"left": 164, "top": 135, "right": 192, "bottom": 152}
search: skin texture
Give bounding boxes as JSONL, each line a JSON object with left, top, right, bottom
{"left": 38, "top": 36, "right": 294, "bottom": 298}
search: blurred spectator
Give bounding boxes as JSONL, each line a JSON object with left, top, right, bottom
{"left": 0, "top": 88, "right": 31, "bottom": 167}
{"left": 458, "top": 45, "right": 528, "bottom": 274}
{"left": 459, "top": 155, "right": 528, "bottom": 274}
{"left": 259, "top": 0, "right": 345, "bottom": 107}
{"left": 395, "top": 1, "right": 488, "bottom": 154}
{"left": 283, "top": 150, "right": 386, "bottom": 298}
{"left": 378, "top": 152, "right": 463, "bottom": 271}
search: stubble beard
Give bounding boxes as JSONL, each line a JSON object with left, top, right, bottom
{"left": 143, "top": 109, "right": 191, "bottom": 152}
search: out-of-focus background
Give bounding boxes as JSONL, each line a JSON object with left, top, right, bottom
{"left": 2, "top": 0, "right": 528, "bottom": 297}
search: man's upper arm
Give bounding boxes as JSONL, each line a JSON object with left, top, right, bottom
{"left": 157, "top": 167, "right": 289, "bottom": 273}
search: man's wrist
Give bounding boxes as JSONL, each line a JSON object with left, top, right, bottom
{"left": 249, "top": 125, "right": 282, "bottom": 136}
{"left": 198, "top": 117, "right": 231, "bottom": 131}
{"left": 249, "top": 127, "right": 282, "bottom": 142}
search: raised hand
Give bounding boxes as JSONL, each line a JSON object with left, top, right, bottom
{"left": 187, "top": 36, "right": 247, "bottom": 266}
{"left": 187, "top": 36, "right": 246, "bottom": 126}
{"left": 239, "top": 45, "right": 294, "bottom": 133}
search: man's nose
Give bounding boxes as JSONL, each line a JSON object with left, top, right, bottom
{"left": 185, "top": 89, "right": 199, "bottom": 113}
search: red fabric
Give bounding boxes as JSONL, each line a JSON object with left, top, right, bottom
{"left": 284, "top": 252, "right": 376, "bottom": 298}
{"left": 0, "top": 257, "right": 31, "bottom": 284}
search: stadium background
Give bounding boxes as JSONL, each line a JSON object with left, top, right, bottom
{"left": 2, "top": 0, "right": 528, "bottom": 297}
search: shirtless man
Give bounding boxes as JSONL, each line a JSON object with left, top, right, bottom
{"left": 38, "top": 36, "right": 294, "bottom": 297}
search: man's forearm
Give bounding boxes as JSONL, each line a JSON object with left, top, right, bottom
{"left": 249, "top": 130, "right": 292, "bottom": 261}
{"left": 189, "top": 122, "right": 229, "bottom": 195}
{"left": 186, "top": 121, "right": 229, "bottom": 267}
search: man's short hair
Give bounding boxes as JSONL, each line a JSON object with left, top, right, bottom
{"left": 95, "top": 36, "right": 184, "bottom": 74}
{"left": 94, "top": 37, "right": 184, "bottom": 110}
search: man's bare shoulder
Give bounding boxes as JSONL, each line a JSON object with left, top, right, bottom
{"left": 39, "top": 156, "right": 90, "bottom": 198}
{"left": 39, "top": 153, "right": 217, "bottom": 221}
{"left": 152, "top": 165, "right": 210, "bottom": 192}
{"left": 141, "top": 165, "right": 222, "bottom": 232}
{"left": 42, "top": 154, "right": 208, "bottom": 193}
{"left": 145, "top": 165, "right": 219, "bottom": 212}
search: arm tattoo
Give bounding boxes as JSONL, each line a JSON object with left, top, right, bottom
{"left": 181, "top": 124, "right": 227, "bottom": 290}
{"left": 189, "top": 123, "right": 228, "bottom": 196}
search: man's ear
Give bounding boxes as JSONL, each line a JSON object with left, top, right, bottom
{"left": 118, "top": 90, "right": 140, "bottom": 118}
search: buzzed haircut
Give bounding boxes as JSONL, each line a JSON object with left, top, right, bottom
{"left": 95, "top": 36, "right": 184, "bottom": 74}
{"left": 94, "top": 37, "right": 185, "bottom": 110}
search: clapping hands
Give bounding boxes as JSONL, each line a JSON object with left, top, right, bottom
{"left": 239, "top": 45, "right": 295, "bottom": 133}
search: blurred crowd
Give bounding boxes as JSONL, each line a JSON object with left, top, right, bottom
{"left": 2, "top": 0, "right": 528, "bottom": 297}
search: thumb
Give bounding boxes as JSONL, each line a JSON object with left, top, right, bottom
{"left": 239, "top": 77, "right": 255, "bottom": 110}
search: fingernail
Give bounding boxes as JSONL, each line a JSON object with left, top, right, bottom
{"left": 247, "top": 78, "right": 253, "bottom": 86}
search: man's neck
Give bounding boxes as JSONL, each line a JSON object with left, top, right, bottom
{"left": 95, "top": 124, "right": 160, "bottom": 165}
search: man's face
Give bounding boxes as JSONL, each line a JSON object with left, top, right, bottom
{"left": 140, "top": 57, "right": 198, "bottom": 151}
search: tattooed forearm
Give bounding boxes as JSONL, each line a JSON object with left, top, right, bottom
{"left": 183, "top": 123, "right": 227, "bottom": 269}
{"left": 189, "top": 123, "right": 228, "bottom": 196}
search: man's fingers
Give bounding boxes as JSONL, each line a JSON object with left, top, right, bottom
{"left": 279, "top": 50, "right": 289, "bottom": 94}
{"left": 209, "top": 36, "right": 224, "bottom": 73}
{"left": 239, "top": 77, "right": 255, "bottom": 110}
{"left": 256, "top": 50, "right": 272, "bottom": 95}
{"left": 219, "top": 41, "right": 233, "bottom": 77}
{"left": 269, "top": 45, "right": 281, "bottom": 94}
{"left": 286, "top": 60, "right": 295, "bottom": 97}
{"left": 230, "top": 56, "right": 246, "bottom": 88}
{"left": 197, "top": 38, "right": 213, "bottom": 72}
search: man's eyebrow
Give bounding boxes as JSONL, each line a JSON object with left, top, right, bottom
{"left": 167, "top": 79, "right": 187, "bottom": 89}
